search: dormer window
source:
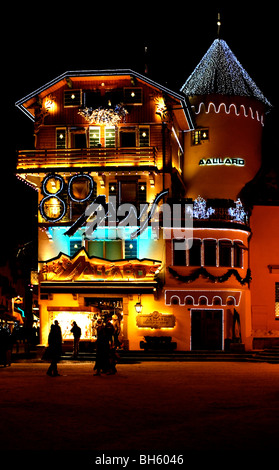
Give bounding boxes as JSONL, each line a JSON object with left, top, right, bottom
{"left": 123, "top": 88, "right": 143, "bottom": 105}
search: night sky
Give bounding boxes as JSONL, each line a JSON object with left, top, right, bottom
{"left": 2, "top": 2, "right": 278, "bottom": 260}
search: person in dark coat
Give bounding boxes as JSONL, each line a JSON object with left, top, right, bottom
{"left": 70, "top": 321, "right": 81, "bottom": 358}
{"left": 46, "top": 320, "right": 62, "bottom": 377}
{"left": 0, "top": 327, "right": 12, "bottom": 367}
{"left": 93, "top": 318, "right": 116, "bottom": 375}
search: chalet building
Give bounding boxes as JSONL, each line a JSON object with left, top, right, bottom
{"left": 15, "top": 38, "right": 278, "bottom": 352}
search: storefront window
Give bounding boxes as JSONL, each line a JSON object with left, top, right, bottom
{"left": 52, "top": 312, "right": 96, "bottom": 340}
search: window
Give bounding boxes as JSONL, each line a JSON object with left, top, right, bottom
{"left": 89, "top": 127, "right": 101, "bottom": 147}
{"left": 191, "top": 128, "right": 209, "bottom": 145}
{"left": 275, "top": 283, "right": 279, "bottom": 320}
{"left": 204, "top": 240, "right": 217, "bottom": 266}
{"left": 138, "top": 182, "right": 147, "bottom": 204}
{"left": 139, "top": 127, "right": 150, "bottom": 147}
{"left": 119, "top": 181, "right": 137, "bottom": 204}
{"left": 70, "top": 240, "right": 82, "bottom": 257}
{"left": 219, "top": 240, "right": 232, "bottom": 267}
{"left": 84, "top": 90, "right": 101, "bottom": 107}
{"left": 72, "top": 132, "right": 87, "bottom": 149}
{"left": 87, "top": 240, "right": 122, "bottom": 260}
{"left": 120, "top": 129, "right": 136, "bottom": 147}
{"left": 105, "top": 127, "right": 116, "bottom": 147}
{"left": 125, "top": 240, "right": 137, "bottom": 259}
{"left": 64, "top": 89, "right": 82, "bottom": 107}
{"left": 233, "top": 242, "right": 244, "bottom": 268}
{"left": 123, "top": 88, "right": 143, "bottom": 105}
{"left": 189, "top": 239, "right": 201, "bottom": 266}
{"left": 56, "top": 128, "right": 66, "bottom": 149}
{"left": 173, "top": 240, "right": 186, "bottom": 266}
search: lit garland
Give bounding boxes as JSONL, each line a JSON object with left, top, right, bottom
{"left": 78, "top": 104, "right": 128, "bottom": 126}
{"left": 180, "top": 39, "right": 271, "bottom": 107}
{"left": 168, "top": 266, "right": 252, "bottom": 285}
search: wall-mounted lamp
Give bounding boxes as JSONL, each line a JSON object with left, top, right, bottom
{"left": 134, "top": 294, "right": 143, "bottom": 314}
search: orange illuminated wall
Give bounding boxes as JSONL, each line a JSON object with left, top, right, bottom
{"left": 184, "top": 95, "right": 265, "bottom": 199}
{"left": 250, "top": 205, "right": 279, "bottom": 344}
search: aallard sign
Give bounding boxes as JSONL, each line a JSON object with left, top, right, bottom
{"left": 199, "top": 157, "right": 245, "bottom": 166}
{"left": 136, "top": 311, "right": 176, "bottom": 329}
{"left": 40, "top": 249, "right": 161, "bottom": 282}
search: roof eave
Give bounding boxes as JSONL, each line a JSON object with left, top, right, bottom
{"left": 15, "top": 69, "right": 195, "bottom": 129}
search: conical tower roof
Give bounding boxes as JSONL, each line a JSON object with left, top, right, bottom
{"left": 180, "top": 38, "right": 271, "bottom": 108}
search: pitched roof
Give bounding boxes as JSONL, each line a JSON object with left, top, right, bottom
{"left": 15, "top": 69, "right": 194, "bottom": 129}
{"left": 180, "top": 39, "right": 271, "bottom": 108}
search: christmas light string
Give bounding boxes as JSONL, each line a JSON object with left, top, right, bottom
{"left": 180, "top": 39, "right": 271, "bottom": 108}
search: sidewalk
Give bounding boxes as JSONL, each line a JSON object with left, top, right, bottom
{"left": 1, "top": 361, "right": 279, "bottom": 458}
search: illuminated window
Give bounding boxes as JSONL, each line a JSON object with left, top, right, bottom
{"left": 56, "top": 128, "right": 66, "bottom": 149}
{"left": 275, "top": 283, "right": 279, "bottom": 320}
{"left": 70, "top": 240, "right": 82, "bottom": 257}
{"left": 89, "top": 127, "right": 101, "bottom": 147}
{"left": 125, "top": 240, "right": 137, "bottom": 259}
{"left": 64, "top": 89, "right": 82, "bottom": 107}
{"left": 123, "top": 88, "right": 143, "bottom": 105}
{"left": 105, "top": 127, "right": 116, "bottom": 147}
{"left": 88, "top": 240, "right": 122, "bottom": 260}
{"left": 139, "top": 127, "right": 150, "bottom": 147}
{"left": 192, "top": 128, "right": 209, "bottom": 145}
{"left": 138, "top": 182, "right": 147, "bottom": 204}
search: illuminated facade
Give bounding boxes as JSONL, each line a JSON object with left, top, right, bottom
{"left": 15, "top": 38, "right": 277, "bottom": 352}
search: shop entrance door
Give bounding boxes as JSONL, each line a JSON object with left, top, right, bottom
{"left": 191, "top": 310, "right": 223, "bottom": 350}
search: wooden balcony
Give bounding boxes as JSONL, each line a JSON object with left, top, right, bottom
{"left": 16, "top": 147, "right": 159, "bottom": 173}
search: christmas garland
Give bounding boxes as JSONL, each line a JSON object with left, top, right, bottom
{"left": 168, "top": 266, "right": 252, "bottom": 285}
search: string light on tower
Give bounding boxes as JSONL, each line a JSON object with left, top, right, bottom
{"left": 180, "top": 36, "right": 271, "bottom": 107}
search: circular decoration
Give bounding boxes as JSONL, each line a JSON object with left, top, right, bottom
{"left": 40, "top": 173, "right": 66, "bottom": 222}
{"left": 68, "top": 174, "right": 94, "bottom": 203}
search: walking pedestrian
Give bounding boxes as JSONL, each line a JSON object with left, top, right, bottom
{"left": 70, "top": 321, "right": 81, "bottom": 358}
{"left": 111, "top": 314, "right": 121, "bottom": 348}
{"left": 93, "top": 318, "right": 116, "bottom": 375}
{"left": 46, "top": 320, "right": 62, "bottom": 377}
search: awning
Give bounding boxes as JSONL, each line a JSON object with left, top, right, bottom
{"left": 40, "top": 281, "right": 158, "bottom": 294}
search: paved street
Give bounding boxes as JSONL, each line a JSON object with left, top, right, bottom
{"left": 1, "top": 360, "right": 279, "bottom": 461}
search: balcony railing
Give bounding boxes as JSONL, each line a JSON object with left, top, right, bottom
{"left": 16, "top": 147, "right": 158, "bottom": 171}
{"left": 166, "top": 197, "right": 250, "bottom": 227}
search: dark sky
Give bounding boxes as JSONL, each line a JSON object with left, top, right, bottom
{"left": 2, "top": 2, "right": 278, "bottom": 254}
{"left": 7, "top": 3, "right": 278, "bottom": 150}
